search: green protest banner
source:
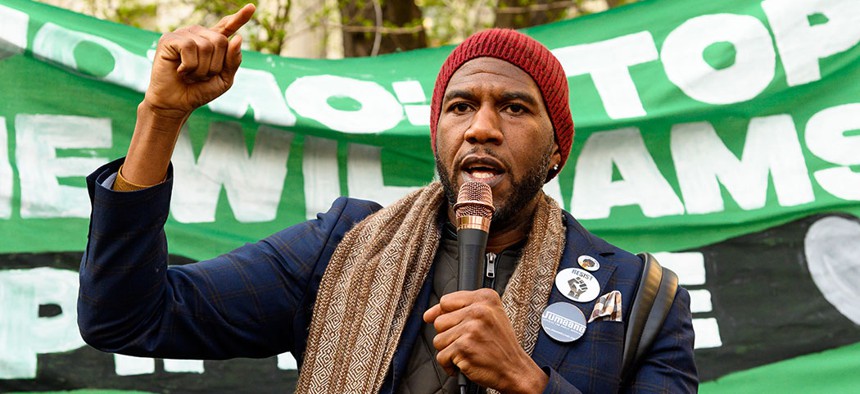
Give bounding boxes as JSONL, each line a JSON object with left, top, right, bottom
{"left": 1, "top": 0, "right": 858, "bottom": 392}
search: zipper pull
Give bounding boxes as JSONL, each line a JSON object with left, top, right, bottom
{"left": 485, "top": 252, "right": 496, "bottom": 279}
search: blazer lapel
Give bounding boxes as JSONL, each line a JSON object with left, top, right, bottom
{"left": 532, "top": 213, "right": 619, "bottom": 372}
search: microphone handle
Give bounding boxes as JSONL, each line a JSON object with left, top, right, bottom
{"left": 457, "top": 226, "right": 489, "bottom": 393}
{"left": 458, "top": 227, "right": 488, "bottom": 291}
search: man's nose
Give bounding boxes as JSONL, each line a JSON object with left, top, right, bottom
{"left": 464, "top": 105, "right": 503, "bottom": 145}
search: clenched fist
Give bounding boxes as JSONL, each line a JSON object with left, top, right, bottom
{"left": 144, "top": 3, "right": 256, "bottom": 117}
{"left": 423, "top": 288, "right": 549, "bottom": 393}
{"left": 121, "top": 4, "right": 255, "bottom": 187}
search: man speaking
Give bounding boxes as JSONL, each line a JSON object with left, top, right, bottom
{"left": 78, "top": 4, "right": 697, "bottom": 393}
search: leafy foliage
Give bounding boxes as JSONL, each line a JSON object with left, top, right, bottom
{"left": 40, "top": 0, "right": 636, "bottom": 56}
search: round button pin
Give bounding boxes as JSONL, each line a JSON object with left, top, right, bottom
{"left": 555, "top": 268, "right": 601, "bottom": 303}
{"left": 541, "top": 302, "right": 587, "bottom": 343}
{"left": 577, "top": 254, "right": 600, "bottom": 272}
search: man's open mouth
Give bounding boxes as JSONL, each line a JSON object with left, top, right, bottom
{"left": 460, "top": 156, "right": 506, "bottom": 186}
{"left": 467, "top": 165, "right": 500, "bottom": 179}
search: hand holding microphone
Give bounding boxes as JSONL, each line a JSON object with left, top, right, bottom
{"left": 453, "top": 181, "right": 493, "bottom": 393}
{"left": 423, "top": 182, "right": 548, "bottom": 393}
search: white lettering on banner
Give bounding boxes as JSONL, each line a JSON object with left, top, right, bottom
{"left": 392, "top": 80, "right": 431, "bottom": 126}
{"left": 571, "top": 128, "right": 684, "bottom": 219}
{"left": 805, "top": 103, "right": 860, "bottom": 201}
{"left": 655, "top": 252, "right": 706, "bottom": 286}
{"left": 693, "top": 318, "right": 723, "bottom": 349}
{"left": 277, "top": 352, "right": 298, "bottom": 370}
{"left": 0, "top": 268, "right": 85, "bottom": 379}
{"left": 659, "top": 256, "right": 711, "bottom": 306}
{"left": 347, "top": 144, "right": 420, "bottom": 206}
{"left": 208, "top": 68, "right": 297, "bottom": 127}
{"left": 671, "top": 116, "right": 814, "bottom": 214}
{"left": 0, "top": 266, "right": 297, "bottom": 380}
{"left": 285, "top": 75, "right": 403, "bottom": 134}
{"left": 0, "top": 118, "right": 11, "bottom": 219}
{"left": 113, "top": 352, "right": 298, "bottom": 376}
{"left": 171, "top": 123, "right": 293, "bottom": 223}
{"left": 115, "top": 354, "right": 280, "bottom": 374}
{"left": 113, "top": 353, "right": 294, "bottom": 375}
{"left": 302, "top": 136, "right": 340, "bottom": 220}
{"left": 763, "top": 0, "right": 860, "bottom": 87}
{"left": 653, "top": 252, "right": 722, "bottom": 349}
{"left": 16, "top": 115, "right": 110, "bottom": 218}
{"left": 661, "top": 14, "right": 775, "bottom": 105}
{"left": 553, "top": 32, "right": 658, "bottom": 119}
{"left": 0, "top": 4, "right": 28, "bottom": 54}
{"left": 164, "top": 359, "right": 205, "bottom": 373}
{"left": 392, "top": 80, "right": 425, "bottom": 103}
{"left": 114, "top": 354, "right": 155, "bottom": 376}
{"left": 114, "top": 355, "right": 205, "bottom": 376}
{"left": 688, "top": 289, "right": 713, "bottom": 314}
{"left": 31, "top": 23, "right": 151, "bottom": 93}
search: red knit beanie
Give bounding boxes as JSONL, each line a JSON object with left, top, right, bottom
{"left": 430, "top": 28, "right": 574, "bottom": 171}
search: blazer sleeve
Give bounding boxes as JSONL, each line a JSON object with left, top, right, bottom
{"left": 78, "top": 158, "right": 380, "bottom": 360}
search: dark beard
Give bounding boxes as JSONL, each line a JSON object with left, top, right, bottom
{"left": 436, "top": 148, "right": 551, "bottom": 231}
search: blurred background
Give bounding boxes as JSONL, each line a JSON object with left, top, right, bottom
{"left": 4, "top": 0, "right": 860, "bottom": 393}
{"left": 38, "top": 0, "right": 635, "bottom": 58}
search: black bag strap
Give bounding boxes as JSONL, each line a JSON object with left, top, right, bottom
{"left": 621, "top": 252, "right": 679, "bottom": 383}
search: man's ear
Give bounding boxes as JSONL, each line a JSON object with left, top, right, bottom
{"left": 545, "top": 142, "right": 562, "bottom": 183}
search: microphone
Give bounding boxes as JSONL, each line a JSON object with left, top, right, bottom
{"left": 453, "top": 181, "right": 494, "bottom": 393}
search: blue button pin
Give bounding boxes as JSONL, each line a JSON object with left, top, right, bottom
{"left": 541, "top": 302, "right": 587, "bottom": 343}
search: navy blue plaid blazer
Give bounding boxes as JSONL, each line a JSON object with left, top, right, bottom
{"left": 80, "top": 159, "right": 697, "bottom": 393}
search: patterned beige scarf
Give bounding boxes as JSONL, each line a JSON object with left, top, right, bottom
{"left": 296, "top": 182, "right": 565, "bottom": 393}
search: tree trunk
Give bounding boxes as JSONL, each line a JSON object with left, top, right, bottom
{"left": 494, "top": 0, "right": 571, "bottom": 29}
{"left": 340, "top": 0, "right": 427, "bottom": 57}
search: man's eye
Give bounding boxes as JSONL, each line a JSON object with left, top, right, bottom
{"left": 451, "top": 103, "right": 471, "bottom": 112}
{"left": 506, "top": 104, "right": 526, "bottom": 114}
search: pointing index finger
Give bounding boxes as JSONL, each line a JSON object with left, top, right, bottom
{"left": 212, "top": 4, "right": 256, "bottom": 37}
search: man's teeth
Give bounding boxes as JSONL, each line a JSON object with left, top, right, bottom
{"left": 471, "top": 171, "right": 495, "bottom": 179}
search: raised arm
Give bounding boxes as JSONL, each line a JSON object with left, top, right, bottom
{"left": 78, "top": 4, "right": 326, "bottom": 359}
{"left": 122, "top": 4, "right": 255, "bottom": 187}
{"left": 80, "top": 159, "right": 383, "bottom": 359}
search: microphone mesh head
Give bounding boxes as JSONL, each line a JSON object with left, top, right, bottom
{"left": 455, "top": 181, "right": 494, "bottom": 219}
